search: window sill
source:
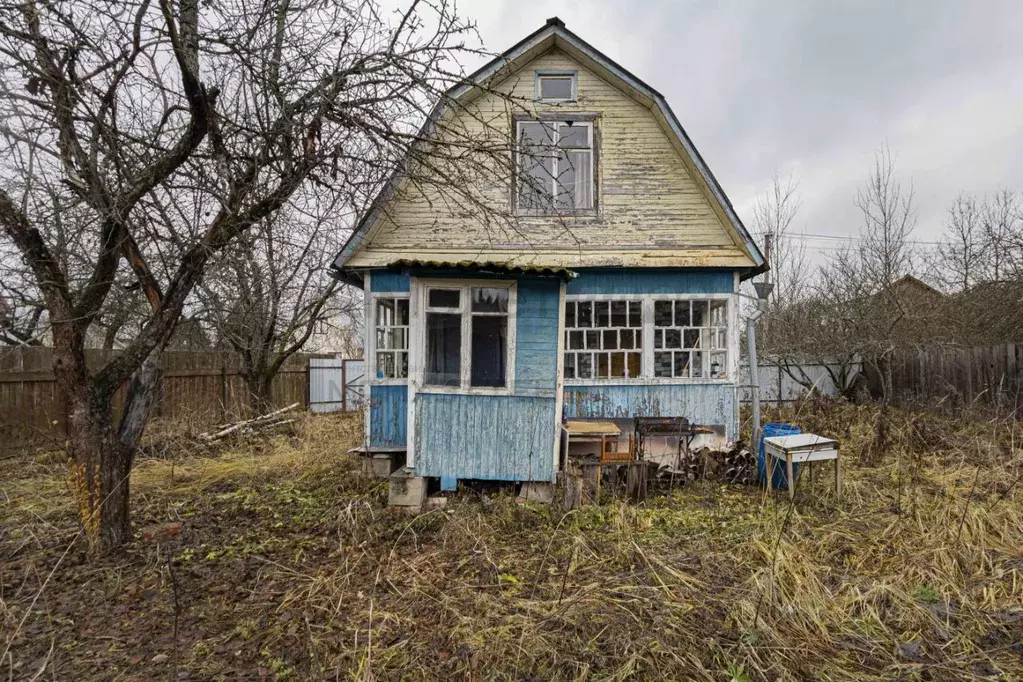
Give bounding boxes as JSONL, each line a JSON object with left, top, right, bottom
{"left": 367, "top": 378, "right": 409, "bottom": 386}
{"left": 514, "top": 209, "right": 599, "bottom": 219}
{"left": 564, "top": 377, "right": 734, "bottom": 387}
{"left": 417, "top": 386, "right": 516, "bottom": 397}
{"left": 534, "top": 97, "right": 577, "bottom": 104}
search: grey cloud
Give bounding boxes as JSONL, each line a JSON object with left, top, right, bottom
{"left": 457, "top": 0, "right": 1023, "bottom": 254}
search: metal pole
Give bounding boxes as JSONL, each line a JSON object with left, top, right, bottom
{"left": 747, "top": 314, "right": 761, "bottom": 456}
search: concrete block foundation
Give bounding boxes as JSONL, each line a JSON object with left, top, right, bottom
{"left": 388, "top": 468, "right": 427, "bottom": 510}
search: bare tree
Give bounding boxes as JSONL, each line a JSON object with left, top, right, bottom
{"left": 854, "top": 145, "right": 916, "bottom": 291}
{"left": 932, "top": 192, "right": 985, "bottom": 293}
{"left": 198, "top": 203, "right": 359, "bottom": 414}
{"left": 980, "top": 188, "right": 1022, "bottom": 282}
{"left": 764, "top": 146, "right": 923, "bottom": 411}
{"left": 751, "top": 173, "right": 806, "bottom": 306}
{"left": 0, "top": 0, "right": 516, "bottom": 551}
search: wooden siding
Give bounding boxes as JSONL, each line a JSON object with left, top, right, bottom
{"left": 345, "top": 48, "right": 755, "bottom": 269}
{"left": 414, "top": 394, "right": 557, "bottom": 481}
{"left": 567, "top": 268, "right": 735, "bottom": 295}
{"left": 369, "top": 384, "right": 407, "bottom": 448}
{"left": 563, "top": 383, "right": 737, "bottom": 439}
{"left": 369, "top": 271, "right": 410, "bottom": 293}
{"left": 514, "top": 279, "right": 561, "bottom": 394}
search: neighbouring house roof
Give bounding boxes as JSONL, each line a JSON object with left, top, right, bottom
{"left": 331, "top": 17, "right": 765, "bottom": 280}
{"left": 889, "top": 275, "right": 943, "bottom": 300}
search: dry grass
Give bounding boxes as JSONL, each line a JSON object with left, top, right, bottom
{"left": 1, "top": 402, "right": 1022, "bottom": 680}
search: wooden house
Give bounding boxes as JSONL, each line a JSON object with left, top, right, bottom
{"left": 332, "top": 18, "right": 765, "bottom": 493}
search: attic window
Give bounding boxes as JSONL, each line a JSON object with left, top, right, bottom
{"left": 516, "top": 120, "right": 594, "bottom": 212}
{"left": 536, "top": 72, "right": 576, "bottom": 102}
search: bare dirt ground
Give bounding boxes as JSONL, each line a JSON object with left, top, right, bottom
{"left": 2, "top": 402, "right": 1022, "bottom": 681}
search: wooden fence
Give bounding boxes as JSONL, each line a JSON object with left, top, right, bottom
{"left": 0, "top": 347, "right": 323, "bottom": 455}
{"left": 887, "top": 343, "right": 1022, "bottom": 413}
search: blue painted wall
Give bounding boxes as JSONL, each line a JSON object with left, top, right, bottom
{"left": 369, "top": 271, "right": 410, "bottom": 293}
{"left": 567, "top": 268, "right": 734, "bottom": 296}
{"left": 367, "top": 271, "right": 409, "bottom": 448}
{"left": 563, "top": 384, "right": 737, "bottom": 439}
{"left": 563, "top": 268, "right": 740, "bottom": 439}
{"left": 514, "top": 279, "right": 561, "bottom": 395}
{"left": 410, "top": 274, "right": 562, "bottom": 480}
{"left": 415, "top": 394, "right": 556, "bottom": 481}
{"left": 370, "top": 385, "right": 407, "bottom": 448}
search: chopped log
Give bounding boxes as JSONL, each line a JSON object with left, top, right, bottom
{"left": 200, "top": 402, "right": 299, "bottom": 441}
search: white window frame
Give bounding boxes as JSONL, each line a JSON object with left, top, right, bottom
{"left": 535, "top": 70, "right": 577, "bottom": 102}
{"left": 515, "top": 119, "right": 595, "bottom": 214}
{"left": 564, "top": 298, "right": 644, "bottom": 381}
{"left": 563, "top": 293, "right": 738, "bottom": 386}
{"left": 410, "top": 279, "right": 517, "bottom": 396}
{"left": 366, "top": 288, "right": 411, "bottom": 386}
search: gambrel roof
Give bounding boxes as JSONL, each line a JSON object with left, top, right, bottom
{"left": 333, "top": 17, "right": 765, "bottom": 278}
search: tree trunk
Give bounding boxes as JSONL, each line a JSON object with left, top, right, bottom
{"left": 57, "top": 358, "right": 131, "bottom": 552}
{"left": 246, "top": 372, "right": 275, "bottom": 416}
{"left": 56, "top": 333, "right": 163, "bottom": 553}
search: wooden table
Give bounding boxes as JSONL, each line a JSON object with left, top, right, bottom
{"left": 762, "top": 433, "right": 840, "bottom": 501}
{"left": 562, "top": 420, "right": 622, "bottom": 455}
{"left": 562, "top": 420, "right": 622, "bottom": 505}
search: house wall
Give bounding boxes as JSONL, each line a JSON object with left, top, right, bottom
{"left": 366, "top": 272, "right": 410, "bottom": 448}
{"left": 343, "top": 48, "right": 752, "bottom": 269}
{"left": 364, "top": 267, "right": 742, "bottom": 470}
{"left": 369, "top": 384, "right": 407, "bottom": 447}
{"left": 414, "top": 394, "right": 557, "bottom": 481}
{"left": 562, "top": 268, "right": 740, "bottom": 440}
{"left": 412, "top": 275, "right": 562, "bottom": 482}
{"left": 563, "top": 384, "right": 737, "bottom": 440}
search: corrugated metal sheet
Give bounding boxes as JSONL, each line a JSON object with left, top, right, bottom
{"left": 387, "top": 259, "right": 575, "bottom": 281}
{"left": 563, "top": 383, "right": 736, "bottom": 439}
{"left": 414, "top": 393, "right": 556, "bottom": 481}
{"left": 370, "top": 385, "right": 407, "bottom": 447}
{"left": 567, "top": 268, "right": 734, "bottom": 295}
{"left": 309, "top": 357, "right": 343, "bottom": 413}
{"left": 739, "top": 360, "right": 861, "bottom": 406}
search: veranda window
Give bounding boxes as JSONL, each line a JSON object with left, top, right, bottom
{"left": 563, "top": 296, "right": 731, "bottom": 382}
{"left": 374, "top": 297, "right": 409, "bottom": 379}
{"left": 564, "top": 300, "right": 642, "bottom": 379}
{"left": 517, "top": 120, "right": 593, "bottom": 212}
{"left": 424, "top": 284, "right": 513, "bottom": 389}
{"left": 653, "top": 299, "right": 728, "bottom": 379}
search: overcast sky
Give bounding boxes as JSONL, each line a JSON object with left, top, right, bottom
{"left": 454, "top": 0, "right": 1023, "bottom": 262}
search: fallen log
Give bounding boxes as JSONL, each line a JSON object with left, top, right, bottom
{"left": 201, "top": 402, "right": 300, "bottom": 441}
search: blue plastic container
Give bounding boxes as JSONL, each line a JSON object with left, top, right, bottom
{"left": 758, "top": 422, "right": 802, "bottom": 490}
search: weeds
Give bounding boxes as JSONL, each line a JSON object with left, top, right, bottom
{"left": 1, "top": 403, "right": 1021, "bottom": 680}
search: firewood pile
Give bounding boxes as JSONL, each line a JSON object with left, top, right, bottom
{"left": 200, "top": 402, "right": 300, "bottom": 442}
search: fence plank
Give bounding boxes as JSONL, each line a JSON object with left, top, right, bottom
{"left": 0, "top": 348, "right": 336, "bottom": 454}
{"left": 889, "top": 343, "right": 1022, "bottom": 415}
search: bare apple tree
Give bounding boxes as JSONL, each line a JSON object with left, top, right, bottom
{"left": 197, "top": 200, "right": 360, "bottom": 414}
{"left": 0, "top": 0, "right": 517, "bottom": 551}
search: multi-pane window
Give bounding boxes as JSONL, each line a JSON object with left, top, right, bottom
{"left": 564, "top": 300, "right": 642, "bottom": 380}
{"left": 516, "top": 120, "right": 593, "bottom": 212}
{"left": 562, "top": 296, "right": 731, "bottom": 382}
{"left": 653, "top": 299, "right": 728, "bottom": 379}
{"left": 374, "top": 297, "right": 409, "bottom": 379}
{"left": 424, "top": 285, "right": 511, "bottom": 388}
